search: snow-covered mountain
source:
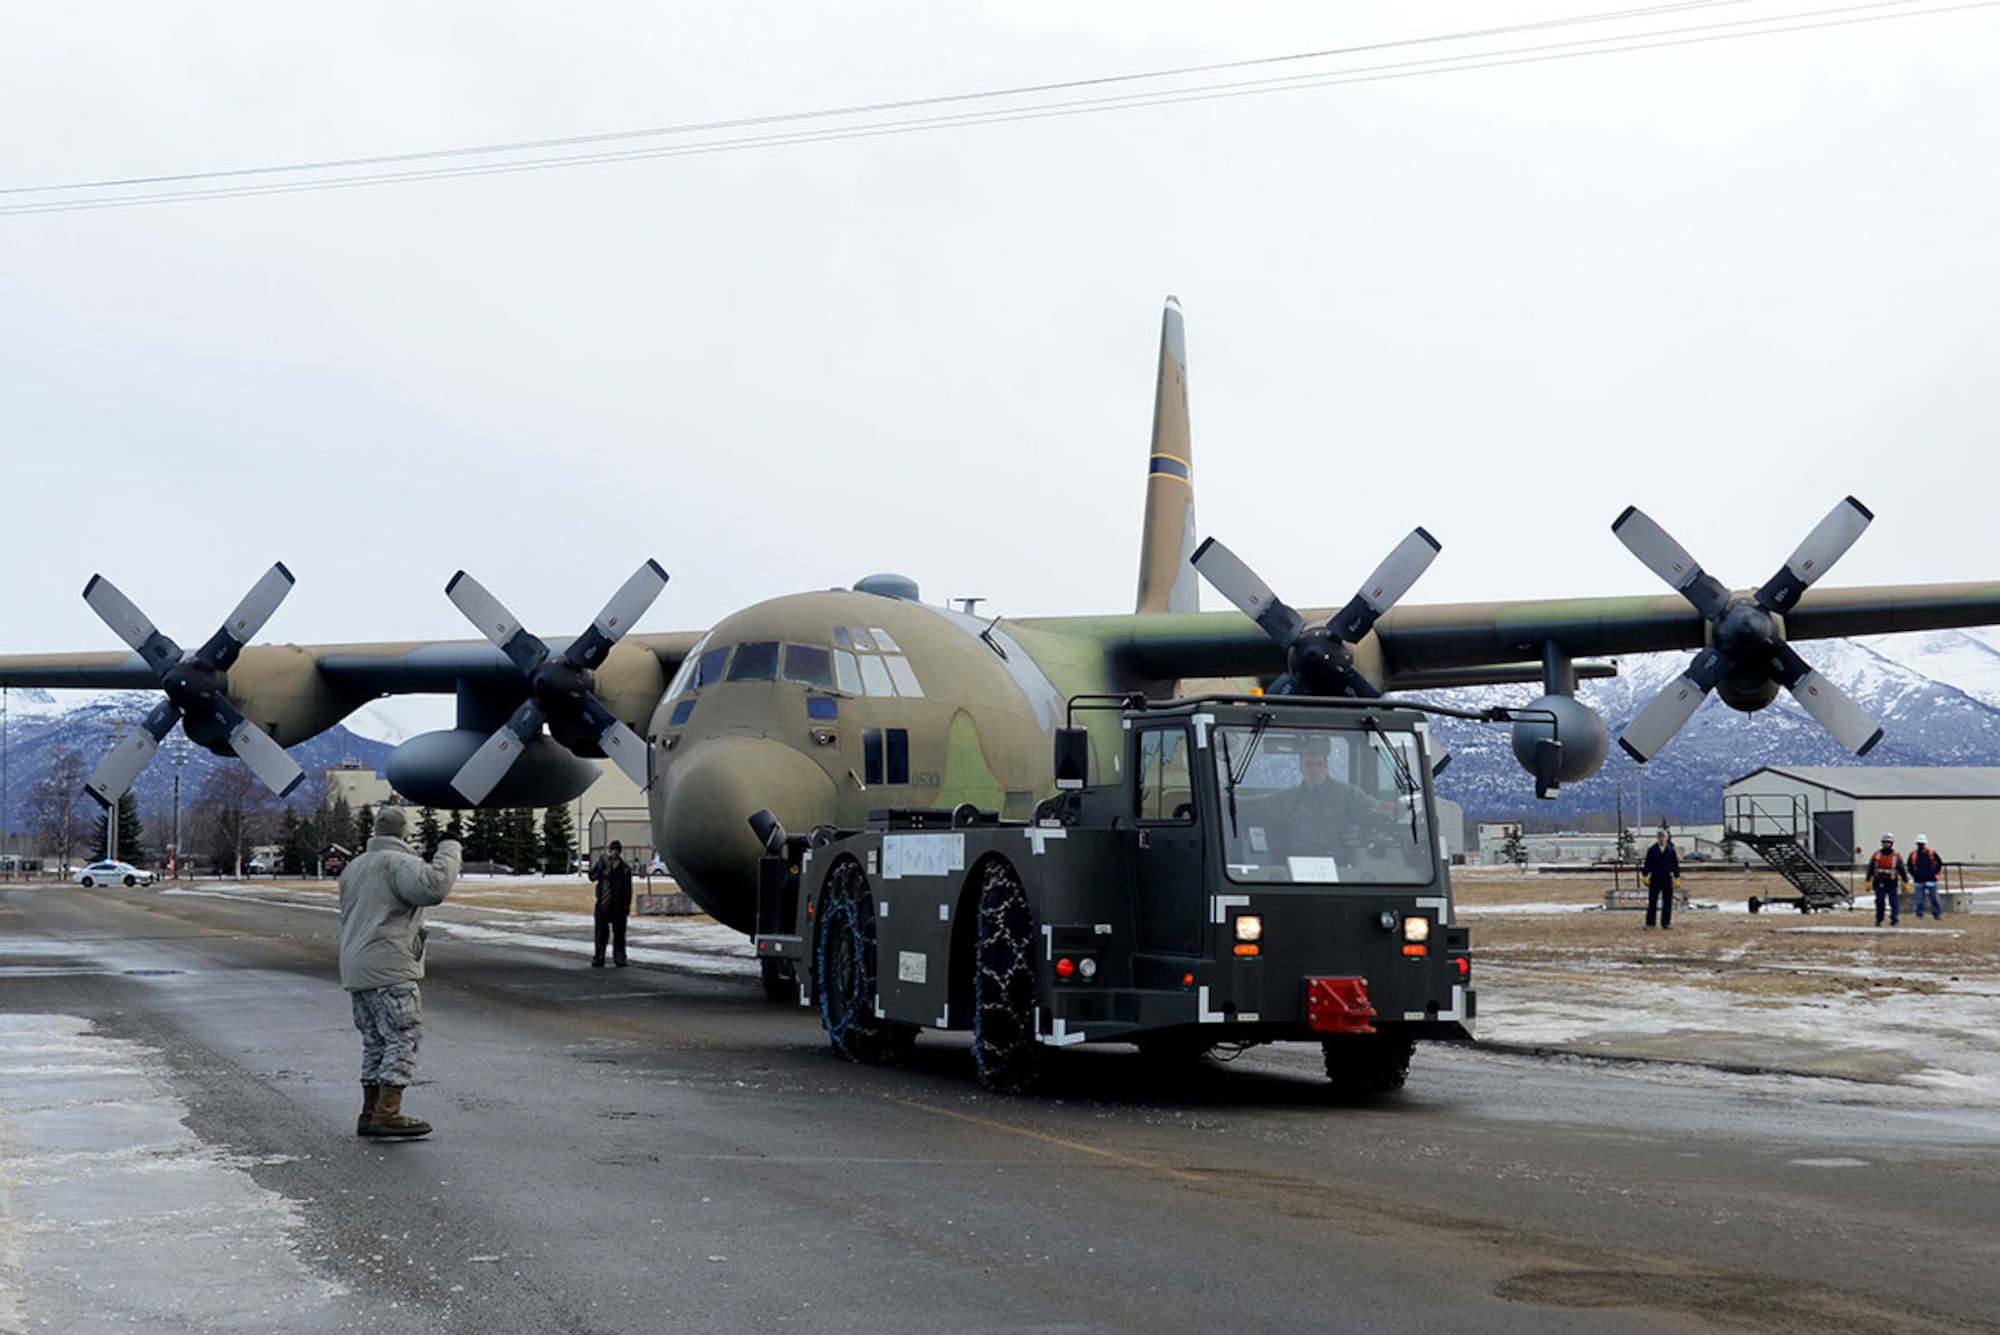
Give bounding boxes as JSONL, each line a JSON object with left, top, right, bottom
{"left": 1423, "top": 628, "right": 2000, "bottom": 822}
{"left": 0, "top": 688, "right": 391, "bottom": 836}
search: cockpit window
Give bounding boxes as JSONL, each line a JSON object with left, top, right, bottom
{"left": 857, "top": 655, "right": 894, "bottom": 696}
{"left": 663, "top": 633, "right": 712, "bottom": 701}
{"left": 727, "top": 641, "right": 780, "bottom": 681}
{"left": 831, "top": 625, "right": 925, "bottom": 698}
{"left": 693, "top": 644, "right": 730, "bottom": 689}
{"left": 783, "top": 644, "right": 835, "bottom": 687}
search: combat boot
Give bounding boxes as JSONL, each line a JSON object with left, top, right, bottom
{"left": 356, "top": 1083, "right": 381, "bottom": 1136}
{"left": 362, "top": 1085, "right": 432, "bottom": 1138}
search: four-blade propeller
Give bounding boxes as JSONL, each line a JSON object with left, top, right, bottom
{"left": 443, "top": 560, "right": 668, "bottom": 806}
{"left": 79, "top": 564, "right": 305, "bottom": 806}
{"left": 1612, "top": 496, "right": 1883, "bottom": 763}
{"left": 1191, "top": 529, "right": 1441, "bottom": 697}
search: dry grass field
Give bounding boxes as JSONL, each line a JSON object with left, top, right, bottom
{"left": 1454, "top": 864, "right": 2000, "bottom": 1003}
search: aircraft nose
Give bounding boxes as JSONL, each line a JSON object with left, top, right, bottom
{"left": 657, "top": 735, "right": 837, "bottom": 934}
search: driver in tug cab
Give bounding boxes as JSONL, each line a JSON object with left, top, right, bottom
{"left": 1279, "top": 740, "right": 1388, "bottom": 854}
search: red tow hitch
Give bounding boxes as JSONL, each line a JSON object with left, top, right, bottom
{"left": 1306, "top": 976, "right": 1377, "bottom": 1034}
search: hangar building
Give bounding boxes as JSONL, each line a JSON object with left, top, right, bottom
{"left": 1722, "top": 766, "right": 2000, "bottom": 866}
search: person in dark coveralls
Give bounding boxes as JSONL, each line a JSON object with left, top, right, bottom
{"left": 590, "top": 840, "right": 635, "bottom": 967}
{"left": 1910, "top": 834, "right": 1945, "bottom": 919}
{"left": 1868, "top": 832, "right": 1908, "bottom": 926}
{"left": 1642, "top": 828, "right": 1681, "bottom": 930}
{"left": 339, "top": 805, "right": 462, "bottom": 1138}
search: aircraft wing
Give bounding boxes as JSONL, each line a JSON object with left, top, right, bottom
{"left": 0, "top": 632, "right": 706, "bottom": 738}
{"left": 1049, "top": 580, "right": 2000, "bottom": 691}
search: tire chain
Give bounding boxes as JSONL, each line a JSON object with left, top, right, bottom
{"left": 972, "top": 859, "right": 1042, "bottom": 1092}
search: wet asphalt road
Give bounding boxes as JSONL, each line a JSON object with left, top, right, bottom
{"left": 4, "top": 882, "right": 1998, "bottom": 1335}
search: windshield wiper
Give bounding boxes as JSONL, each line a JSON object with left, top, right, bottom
{"left": 1218, "top": 711, "right": 1273, "bottom": 838}
{"left": 1365, "top": 716, "right": 1422, "bottom": 843}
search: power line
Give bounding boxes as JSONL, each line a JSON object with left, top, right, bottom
{"left": 3, "top": 0, "right": 1989, "bottom": 217}
{"left": 0, "top": 2, "right": 1762, "bottom": 197}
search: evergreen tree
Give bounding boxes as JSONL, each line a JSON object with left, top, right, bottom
{"left": 278, "top": 806, "right": 311, "bottom": 875}
{"left": 327, "top": 794, "right": 353, "bottom": 852}
{"left": 541, "top": 804, "right": 577, "bottom": 875}
{"left": 498, "top": 808, "right": 538, "bottom": 873}
{"left": 466, "top": 807, "right": 501, "bottom": 864}
{"left": 416, "top": 806, "right": 443, "bottom": 858}
{"left": 353, "top": 802, "right": 375, "bottom": 850}
{"left": 91, "top": 791, "right": 148, "bottom": 865}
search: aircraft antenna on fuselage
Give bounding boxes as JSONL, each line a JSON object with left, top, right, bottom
{"left": 1134, "top": 295, "right": 1199, "bottom": 616}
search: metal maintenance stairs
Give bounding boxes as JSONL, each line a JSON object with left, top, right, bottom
{"left": 1731, "top": 830, "right": 1852, "bottom": 913}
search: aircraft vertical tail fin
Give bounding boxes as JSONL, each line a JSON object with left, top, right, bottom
{"left": 1134, "top": 296, "right": 1199, "bottom": 615}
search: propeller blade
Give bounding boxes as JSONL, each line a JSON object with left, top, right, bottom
{"left": 598, "top": 719, "right": 650, "bottom": 790}
{"left": 227, "top": 718, "right": 306, "bottom": 799}
{"left": 82, "top": 700, "right": 183, "bottom": 807}
{"left": 1617, "top": 676, "right": 1710, "bottom": 764}
{"left": 1190, "top": 538, "right": 1305, "bottom": 647}
{"left": 1326, "top": 528, "right": 1441, "bottom": 642}
{"left": 82, "top": 575, "right": 184, "bottom": 677}
{"left": 202, "top": 695, "right": 305, "bottom": 798}
{"left": 1335, "top": 664, "right": 1383, "bottom": 699}
{"left": 565, "top": 559, "right": 670, "bottom": 670}
{"left": 1755, "top": 495, "right": 1874, "bottom": 613}
{"left": 1788, "top": 670, "right": 1884, "bottom": 756}
{"left": 1767, "top": 640, "right": 1883, "bottom": 755}
{"left": 578, "top": 694, "right": 651, "bottom": 790}
{"left": 450, "top": 700, "right": 548, "bottom": 806}
{"left": 1610, "top": 507, "right": 1731, "bottom": 621}
{"left": 85, "top": 731, "right": 160, "bottom": 808}
{"left": 1617, "top": 648, "right": 1732, "bottom": 763}
{"left": 446, "top": 571, "right": 550, "bottom": 676}
{"left": 196, "top": 563, "right": 296, "bottom": 671}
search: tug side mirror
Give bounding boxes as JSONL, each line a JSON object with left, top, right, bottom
{"left": 1053, "top": 727, "right": 1089, "bottom": 790}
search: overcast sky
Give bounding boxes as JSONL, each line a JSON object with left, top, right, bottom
{"left": 5, "top": 1, "right": 1996, "bottom": 700}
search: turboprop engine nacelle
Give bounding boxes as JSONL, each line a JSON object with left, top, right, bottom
{"left": 385, "top": 729, "right": 603, "bottom": 809}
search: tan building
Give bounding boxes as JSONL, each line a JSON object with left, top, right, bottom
{"left": 1724, "top": 766, "right": 2000, "bottom": 866}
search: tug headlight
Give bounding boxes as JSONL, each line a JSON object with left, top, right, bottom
{"left": 1232, "top": 914, "right": 1263, "bottom": 957}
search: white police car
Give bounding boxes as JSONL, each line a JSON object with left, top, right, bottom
{"left": 73, "top": 859, "right": 157, "bottom": 887}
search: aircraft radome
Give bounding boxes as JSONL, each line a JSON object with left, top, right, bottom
{"left": 6, "top": 297, "right": 2000, "bottom": 940}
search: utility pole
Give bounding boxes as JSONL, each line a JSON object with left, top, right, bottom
{"left": 2, "top": 685, "right": 10, "bottom": 875}
{"left": 104, "top": 718, "right": 123, "bottom": 864}
{"left": 170, "top": 734, "right": 189, "bottom": 880}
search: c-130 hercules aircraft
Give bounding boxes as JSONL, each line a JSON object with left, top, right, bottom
{"left": 5, "top": 297, "right": 2000, "bottom": 941}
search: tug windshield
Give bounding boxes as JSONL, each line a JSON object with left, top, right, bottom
{"left": 1211, "top": 722, "right": 1434, "bottom": 886}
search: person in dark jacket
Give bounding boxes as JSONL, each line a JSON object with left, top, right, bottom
{"left": 1909, "top": 835, "right": 1945, "bottom": 919}
{"left": 339, "top": 805, "right": 462, "bottom": 1138}
{"left": 1641, "top": 828, "right": 1681, "bottom": 930}
{"left": 1868, "top": 833, "right": 1908, "bottom": 926}
{"left": 589, "top": 840, "right": 635, "bottom": 967}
